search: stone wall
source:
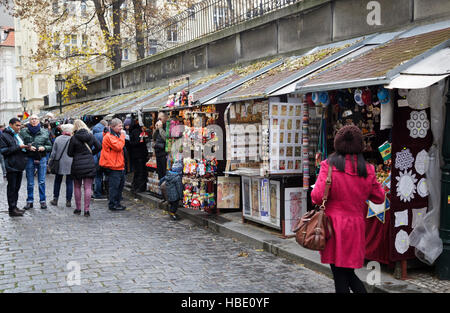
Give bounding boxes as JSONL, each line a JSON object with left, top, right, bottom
{"left": 63, "top": 0, "right": 450, "bottom": 106}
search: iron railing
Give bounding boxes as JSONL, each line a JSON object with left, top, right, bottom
{"left": 67, "top": 0, "right": 301, "bottom": 78}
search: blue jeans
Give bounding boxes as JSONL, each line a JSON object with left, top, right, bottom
{"left": 53, "top": 174, "right": 73, "bottom": 201}
{"left": 26, "top": 156, "right": 48, "bottom": 203}
{"left": 93, "top": 167, "right": 104, "bottom": 198}
{"left": 107, "top": 169, "right": 125, "bottom": 209}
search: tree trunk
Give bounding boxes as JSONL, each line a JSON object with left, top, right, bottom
{"left": 133, "top": 0, "right": 146, "bottom": 59}
{"left": 112, "top": 0, "right": 123, "bottom": 69}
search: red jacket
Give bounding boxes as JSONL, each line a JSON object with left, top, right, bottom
{"left": 99, "top": 131, "right": 125, "bottom": 171}
{"left": 311, "top": 157, "right": 385, "bottom": 268}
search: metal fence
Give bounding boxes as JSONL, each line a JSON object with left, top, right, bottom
{"left": 67, "top": 0, "right": 301, "bottom": 78}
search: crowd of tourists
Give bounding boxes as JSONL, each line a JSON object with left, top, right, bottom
{"left": 0, "top": 113, "right": 153, "bottom": 218}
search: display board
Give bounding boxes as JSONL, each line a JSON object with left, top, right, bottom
{"left": 242, "top": 176, "right": 281, "bottom": 229}
{"left": 269, "top": 102, "right": 303, "bottom": 174}
{"left": 217, "top": 176, "right": 241, "bottom": 209}
{"left": 283, "top": 188, "right": 307, "bottom": 237}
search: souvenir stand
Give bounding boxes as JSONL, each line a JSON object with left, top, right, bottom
{"left": 216, "top": 96, "right": 321, "bottom": 237}
{"left": 158, "top": 95, "right": 222, "bottom": 214}
{"left": 294, "top": 84, "right": 443, "bottom": 277}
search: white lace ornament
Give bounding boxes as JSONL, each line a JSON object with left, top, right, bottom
{"left": 396, "top": 170, "right": 417, "bottom": 202}
{"left": 417, "top": 178, "right": 429, "bottom": 198}
{"left": 395, "top": 230, "right": 410, "bottom": 254}
{"left": 395, "top": 148, "right": 414, "bottom": 171}
{"left": 415, "top": 149, "right": 430, "bottom": 175}
{"left": 406, "top": 110, "right": 429, "bottom": 139}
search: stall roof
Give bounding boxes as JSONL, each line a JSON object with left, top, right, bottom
{"left": 386, "top": 47, "right": 450, "bottom": 89}
{"left": 215, "top": 37, "right": 370, "bottom": 103}
{"left": 293, "top": 25, "right": 450, "bottom": 93}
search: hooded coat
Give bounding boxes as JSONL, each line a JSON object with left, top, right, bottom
{"left": 91, "top": 122, "right": 105, "bottom": 165}
{"left": 67, "top": 129, "right": 101, "bottom": 179}
{"left": 311, "top": 157, "right": 385, "bottom": 269}
{"left": 20, "top": 125, "right": 52, "bottom": 160}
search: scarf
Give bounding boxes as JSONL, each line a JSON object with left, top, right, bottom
{"left": 27, "top": 123, "right": 41, "bottom": 136}
{"left": 7, "top": 126, "right": 25, "bottom": 152}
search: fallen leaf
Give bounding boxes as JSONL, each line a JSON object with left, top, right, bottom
{"left": 238, "top": 252, "right": 249, "bottom": 257}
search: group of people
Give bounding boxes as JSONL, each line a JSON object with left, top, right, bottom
{"left": 0, "top": 114, "right": 149, "bottom": 218}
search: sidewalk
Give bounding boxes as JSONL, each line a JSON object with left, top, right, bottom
{"left": 123, "top": 184, "right": 448, "bottom": 293}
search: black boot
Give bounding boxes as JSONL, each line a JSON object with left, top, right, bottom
{"left": 9, "top": 208, "right": 24, "bottom": 217}
{"left": 50, "top": 198, "right": 58, "bottom": 206}
{"left": 23, "top": 202, "right": 33, "bottom": 210}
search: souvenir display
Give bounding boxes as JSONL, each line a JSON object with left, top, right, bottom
{"left": 179, "top": 106, "right": 219, "bottom": 213}
{"left": 269, "top": 102, "right": 303, "bottom": 174}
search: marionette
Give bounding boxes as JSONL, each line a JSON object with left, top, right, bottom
{"left": 197, "top": 159, "right": 206, "bottom": 177}
{"left": 167, "top": 94, "right": 175, "bottom": 107}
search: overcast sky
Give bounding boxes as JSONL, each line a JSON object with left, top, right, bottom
{"left": 0, "top": 4, "right": 14, "bottom": 27}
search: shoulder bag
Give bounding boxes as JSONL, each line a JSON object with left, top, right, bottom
{"left": 293, "top": 164, "right": 334, "bottom": 251}
{"left": 49, "top": 139, "right": 70, "bottom": 175}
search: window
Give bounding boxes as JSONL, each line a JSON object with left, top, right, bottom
{"left": 122, "top": 48, "right": 129, "bottom": 60}
{"left": 148, "top": 39, "right": 157, "bottom": 55}
{"left": 53, "top": 33, "right": 60, "bottom": 56}
{"left": 65, "top": 45, "right": 70, "bottom": 57}
{"left": 121, "top": 1, "right": 127, "bottom": 20}
{"left": 213, "top": 6, "right": 228, "bottom": 29}
{"left": 63, "top": 0, "right": 68, "bottom": 12}
{"left": 166, "top": 25, "right": 177, "bottom": 42}
{"left": 166, "top": 0, "right": 176, "bottom": 3}
{"left": 71, "top": 34, "right": 77, "bottom": 45}
{"left": 17, "top": 46, "right": 22, "bottom": 66}
{"left": 81, "top": 0, "right": 87, "bottom": 17}
{"left": 52, "top": 0, "right": 59, "bottom": 14}
{"left": 82, "top": 34, "right": 88, "bottom": 47}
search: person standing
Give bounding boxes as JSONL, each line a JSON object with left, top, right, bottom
{"left": 91, "top": 120, "right": 108, "bottom": 200}
{"left": 49, "top": 123, "right": 74, "bottom": 207}
{"left": 0, "top": 118, "right": 31, "bottom": 216}
{"left": 68, "top": 120, "right": 101, "bottom": 216}
{"left": 311, "top": 125, "right": 385, "bottom": 293}
{"left": 99, "top": 118, "right": 126, "bottom": 211}
{"left": 153, "top": 112, "right": 168, "bottom": 180}
{"left": 129, "top": 119, "right": 149, "bottom": 193}
{"left": 20, "top": 114, "right": 53, "bottom": 210}
{"left": 0, "top": 124, "right": 7, "bottom": 179}
{"left": 160, "top": 160, "right": 183, "bottom": 221}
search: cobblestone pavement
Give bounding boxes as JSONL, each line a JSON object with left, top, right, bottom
{"left": 0, "top": 175, "right": 334, "bottom": 293}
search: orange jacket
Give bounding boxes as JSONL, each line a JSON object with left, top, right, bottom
{"left": 99, "top": 131, "right": 126, "bottom": 171}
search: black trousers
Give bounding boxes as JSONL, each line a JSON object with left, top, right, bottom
{"left": 131, "top": 158, "right": 148, "bottom": 192}
{"left": 156, "top": 155, "right": 167, "bottom": 180}
{"left": 6, "top": 171, "right": 23, "bottom": 212}
{"left": 330, "top": 264, "right": 367, "bottom": 293}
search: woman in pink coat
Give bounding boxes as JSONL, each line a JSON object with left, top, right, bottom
{"left": 311, "top": 125, "right": 385, "bottom": 293}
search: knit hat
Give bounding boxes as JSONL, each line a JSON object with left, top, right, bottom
{"left": 124, "top": 118, "right": 132, "bottom": 127}
{"left": 334, "top": 125, "right": 363, "bottom": 155}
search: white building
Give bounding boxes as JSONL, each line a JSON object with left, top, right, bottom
{"left": 0, "top": 26, "right": 21, "bottom": 126}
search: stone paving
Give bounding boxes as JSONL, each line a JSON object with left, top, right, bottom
{"left": 0, "top": 175, "right": 334, "bottom": 293}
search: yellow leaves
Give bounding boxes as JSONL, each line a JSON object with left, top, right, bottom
{"left": 237, "top": 251, "right": 249, "bottom": 257}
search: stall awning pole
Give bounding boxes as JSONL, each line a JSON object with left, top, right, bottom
{"left": 437, "top": 79, "right": 450, "bottom": 279}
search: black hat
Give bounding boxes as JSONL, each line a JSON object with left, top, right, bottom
{"left": 334, "top": 125, "right": 363, "bottom": 155}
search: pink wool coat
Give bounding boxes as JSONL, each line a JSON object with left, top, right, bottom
{"left": 311, "top": 157, "right": 385, "bottom": 269}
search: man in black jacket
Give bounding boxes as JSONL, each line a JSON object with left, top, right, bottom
{"left": 0, "top": 118, "right": 32, "bottom": 216}
{"left": 153, "top": 112, "right": 168, "bottom": 180}
{"left": 129, "top": 119, "right": 149, "bottom": 193}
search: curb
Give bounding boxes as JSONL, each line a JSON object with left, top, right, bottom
{"left": 124, "top": 186, "right": 431, "bottom": 293}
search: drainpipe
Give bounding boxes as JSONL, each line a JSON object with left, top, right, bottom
{"left": 437, "top": 80, "right": 450, "bottom": 280}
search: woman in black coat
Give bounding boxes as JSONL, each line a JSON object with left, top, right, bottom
{"left": 67, "top": 120, "right": 101, "bottom": 216}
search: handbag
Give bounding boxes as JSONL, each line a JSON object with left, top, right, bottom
{"left": 49, "top": 139, "right": 70, "bottom": 175}
{"left": 293, "top": 164, "right": 334, "bottom": 251}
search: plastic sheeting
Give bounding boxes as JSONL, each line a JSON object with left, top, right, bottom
{"left": 409, "top": 79, "right": 447, "bottom": 265}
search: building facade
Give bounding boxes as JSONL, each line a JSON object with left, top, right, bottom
{"left": 0, "top": 26, "right": 21, "bottom": 125}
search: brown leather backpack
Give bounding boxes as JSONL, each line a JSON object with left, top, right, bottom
{"left": 293, "top": 165, "right": 334, "bottom": 251}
